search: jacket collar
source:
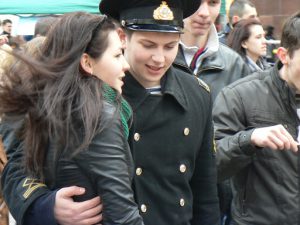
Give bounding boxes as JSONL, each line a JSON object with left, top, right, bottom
{"left": 123, "top": 67, "right": 189, "bottom": 111}
{"left": 174, "top": 25, "right": 224, "bottom": 73}
{"left": 174, "top": 43, "right": 225, "bottom": 73}
{"left": 271, "top": 61, "right": 296, "bottom": 107}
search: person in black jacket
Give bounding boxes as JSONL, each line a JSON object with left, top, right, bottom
{"left": 1, "top": 1, "right": 220, "bottom": 225}
{"left": 0, "top": 12, "right": 144, "bottom": 225}
{"left": 1, "top": 19, "right": 12, "bottom": 45}
{"left": 213, "top": 11, "right": 300, "bottom": 225}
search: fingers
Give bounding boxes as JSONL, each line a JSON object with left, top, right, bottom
{"left": 269, "top": 125, "right": 291, "bottom": 150}
{"left": 0, "top": 163, "right": 4, "bottom": 172}
{"left": 251, "top": 124, "right": 298, "bottom": 152}
{"left": 78, "top": 214, "right": 103, "bottom": 225}
{"left": 76, "top": 196, "right": 101, "bottom": 212}
{"left": 54, "top": 188, "right": 102, "bottom": 225}
{"left": 0, "top": 35, "right": 9, "bottom": 45}
{"left": 278, "top": 125, "right": 298, "bottom": 152}
{"left": 70, "top": 196, "right": 102, "bottom": 225}
{"left": 58, "top": 186, "right": 86, "bottom": 198}
{"left": 77, "top": 200, "right": 102, "bottom": 219}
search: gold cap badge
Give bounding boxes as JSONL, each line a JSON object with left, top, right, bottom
{"left": 153, "top": 1, "right": 174, "bottom": 20}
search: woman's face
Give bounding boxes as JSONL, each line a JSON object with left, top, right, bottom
{"left": 242, "top": 24, "right": 267, "bottom": 62}
{"left": 91, "top": 30, "right": 130, "bottom": 93}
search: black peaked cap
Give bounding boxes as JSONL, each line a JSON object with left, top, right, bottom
{"left": 99, "top": 0, "right": 201, "bottom": 33}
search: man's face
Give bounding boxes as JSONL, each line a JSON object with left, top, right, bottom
{"left": 241, "top": 4, "right": 258, "bottom": 20}
{"left": 282, "top": 48, "right": 300, "bottom": 91}
{"left": 3, "top": 22, "right": 12, "bottom": 34}
{"left": 183, "top": 0, "right": 221, "bottom": 36}
{"left": 124, "top": 31, "right": 180, "bottom": 88}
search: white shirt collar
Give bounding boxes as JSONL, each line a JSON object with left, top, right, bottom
{"left": 180, "top": 24, "right": 219, "bottom": 74}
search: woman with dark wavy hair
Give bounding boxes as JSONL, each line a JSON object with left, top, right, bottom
{"left": 0, "top": 11, "right": 144, "bottom": 225}
{"left": 227, "top": 18, "right": 270, "bottom": 73}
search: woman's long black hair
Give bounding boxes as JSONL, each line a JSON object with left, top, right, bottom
{"left": 0, "top": 12, "right": 118, "bottom": 180}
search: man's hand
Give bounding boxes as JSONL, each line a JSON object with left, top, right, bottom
{"left": 0, "top": 136, "right": 7, "bottom": 172}
{"left": 54, "top": 186, "right": 103, "bottom": 225}
{"left": 0, "top": 35, "right": 8, "bottom": 46}
{"left": 251, "top": 124, "right": 298, "bottom": 152}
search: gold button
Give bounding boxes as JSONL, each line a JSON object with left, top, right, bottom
{"left": 134, "top": 133, "right": 140, "bottom": 141}
{"left": 180, "top": 198, "right": 185, "bottom": 207}
{"left": 183, "top": 128, "right": 190, "bottom": 136}
{"left": 136, "top": 167, "right": 143, "bottom": 176}
{"left": 140, "top": 204, "right": 147, "bottom": 213}
{"left": 179, "top": 164, "right": 186, "bottom": 173}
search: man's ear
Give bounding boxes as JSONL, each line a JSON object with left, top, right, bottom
{"left": 232, "top": 15, "right": 240, "bottom": 26}
{"left": 80, "top": 53, "right": 93, "bottom": 75}
{"left": 277, "top": 47, "right": 289, "bottom": 65}
{"left": 117, "top": 27, "right": 126, "bottom": 48}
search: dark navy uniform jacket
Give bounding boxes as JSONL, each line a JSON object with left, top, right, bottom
{"left": 124, "top": 66, "right": 220, "bottom": 225}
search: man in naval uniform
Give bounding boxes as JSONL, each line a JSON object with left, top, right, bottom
{"left": 1, "top": 1, "right": 220, "bottom": 225}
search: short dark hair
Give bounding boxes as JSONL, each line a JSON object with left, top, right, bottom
{"left": 229, "top": 0, "right": 255, "bottom": 25}
{"left": 227, "top": 18, "right": 262, "bottom": 58}
{"left": 280, "top": 11, "right": 300, "bottom": 57}
{"left": 34, "top": 16, "right": 59, "bottom": 37}
{"left": 2, "top": 19, "right": 12, "bottom": 26}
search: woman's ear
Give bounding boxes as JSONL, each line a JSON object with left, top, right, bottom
{"left": 277, "top": 47, "right": 289, "bottom": 65}
{"left": 80, "top": 53, "right": 93, "bottom": 75}
{"left": 241, "top": 41, "right": 248, "bottom": 49}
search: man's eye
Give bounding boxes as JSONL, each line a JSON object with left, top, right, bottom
{"left": 165, "top": 45, "right": 176, "bottom": 50}
{"left": 143, "top": 44, "right": 154, "bottom": 49}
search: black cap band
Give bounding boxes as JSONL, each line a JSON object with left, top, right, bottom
{"left": 120, "top": 6, "right": 183, "bottom": 32}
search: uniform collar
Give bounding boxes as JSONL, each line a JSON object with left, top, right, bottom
{"left": 123, "top": 67, "right": 189, "bottom": 111}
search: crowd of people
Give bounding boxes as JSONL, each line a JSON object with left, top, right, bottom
{"left": 0, "top": 0, "right": 299, "bottom": 225}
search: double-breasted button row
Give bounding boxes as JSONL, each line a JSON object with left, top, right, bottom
{"left": 135, "top": 128, "right": 189, "bottom": 142}
{"left": 140, "top": 200, "right": 184, "bottom": 213}
{"left": 136, "top": 165, "right": 186, "bottom": 175}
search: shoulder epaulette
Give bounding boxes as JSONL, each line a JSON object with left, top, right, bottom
{"left": 196, "top": 77, "right": 210, "bottom": 93}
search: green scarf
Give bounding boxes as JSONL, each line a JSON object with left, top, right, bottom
{"left": 103, "top": 83, "right": 132, "bottom": 139}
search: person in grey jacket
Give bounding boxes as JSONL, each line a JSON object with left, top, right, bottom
{"left": 173, "top": 1, "right": 249, "bottom": 224}
{"left": 213, "top": 11, "right": 300, "bottom": 225}
{"left": 173, "top": 0, "right": 250, "bottom": 101}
